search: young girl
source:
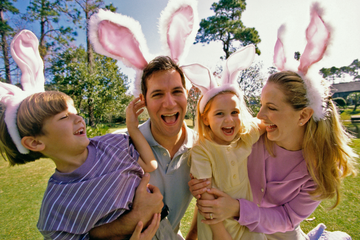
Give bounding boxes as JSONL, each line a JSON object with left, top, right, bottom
{"left": 182, "top": 45, "right": 266, "bottom": 240}
{"left": 0, "top": 30, "right": 163, "bottom": 240}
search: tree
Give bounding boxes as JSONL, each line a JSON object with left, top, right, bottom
{"left": 49, "top": 46, "right": 132, "bottom": 126}
{"left": 187, "top": 86, "right": 201, "bottom": 126}
{"left": 333, "top": 97, "right": 346, "bottom": 109}
{"left": 195, "top": 0, "right": 261, "bottom": 59}
{"left": 320, "top": 59, "right": 360, "bottom": 83}
{"left": 0, "top": 0, "right": 19, "bottom": 83}
{"left": 346, "top": 92, "right": 360, "bottom": 112}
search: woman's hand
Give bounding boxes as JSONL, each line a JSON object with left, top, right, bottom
{"left": 197, "top": 188, "right": 240, "bottom": 225}
{"left": 130, "top": 213, "right": 161, "bottom": 240}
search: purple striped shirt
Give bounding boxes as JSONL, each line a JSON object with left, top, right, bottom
{"left": 37, "top": 134, "right": 142, "bottom": 240}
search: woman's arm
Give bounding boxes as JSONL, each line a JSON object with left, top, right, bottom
{"left": 126, "top": 97, "right": 157, "bottom": 172}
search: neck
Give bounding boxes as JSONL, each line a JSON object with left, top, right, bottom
{"left": 152, "top": 124, "right": 186, "bottom": 159}
{"left": 49, "top": 148, "right": 89, "bottom": 173}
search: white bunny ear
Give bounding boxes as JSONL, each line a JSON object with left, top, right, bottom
{"left": 298, "top": 3, "right": 330, "bottom": 75}
{"left": 159, "top": 0, "right": 198, "bottom": 64}
{"left": 273, "top": 25, "right": 287, "bottom": 71}
{"left": 10, "top": 30, "right": 45, "bottom": 93}
{"left": 222, "top": 44, "right": 255, "bottom": 85}
{"left": 89, "top": 9, "right": 150, "bottom": 70}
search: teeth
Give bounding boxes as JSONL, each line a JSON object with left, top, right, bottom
{"left": 163, "top": 113, "right": 176, "bottom": 117}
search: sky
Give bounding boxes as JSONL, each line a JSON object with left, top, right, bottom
{"left": 103, "top": 0, "right": 360, "bottom": 82}
{"left": 10, "top": 0, "right": 360, "bottom": 82}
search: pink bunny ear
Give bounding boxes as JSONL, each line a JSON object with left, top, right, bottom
{"left": 181, "top": 63, "right": 217, "bottom": 94}
{"left": 222, "top": 44, "right": 255, "bottom": 85}
{"left": 273, "top": 25, "right": 287, "bottom": 71}
{"left": 298, "top": 3, "right": 330, "bottom": 75}
{"left": 159, "top": 0, "right": 198, "bottom": 64}
{"left": 89, "top": 9, "right": 150, "bottom": 70}
{"left": 10, "top": 30, "right": 45, "bottom": 93}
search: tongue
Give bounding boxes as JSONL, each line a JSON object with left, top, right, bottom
{"left": 223, "top": 128, "right": 232, "bottom": 134}
{"left": 163, "top": 115, "right": 176, "bottom": 124}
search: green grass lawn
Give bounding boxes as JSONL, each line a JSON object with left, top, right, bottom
{"left": 0, "top": 119, "right": 359, "bottom": 239}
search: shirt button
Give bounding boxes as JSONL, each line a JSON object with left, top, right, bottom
{"left": 163, "top": 153, "right": 167, "bottom": 156}
{"left": 233, "top": 174, "right": 236, "bottom": 179}
{"left": 231, "top": 161, "right": 235, "bottom": 166}
{"left": 261, "top": 188, "right": 264, "bottom": 192}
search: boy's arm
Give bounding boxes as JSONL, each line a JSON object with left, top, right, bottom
{"left": 126, "top": 97, "right": 157, "bottom": 172}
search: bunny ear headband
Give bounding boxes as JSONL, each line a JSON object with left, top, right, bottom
{"left": 273, "top": 2, "right": 331, "bottom": 121}
{"left": 181, "top": 44, "right": 255, "bottom": 113}
{"left": 0, "top": 30, "right": 45, "bottom": 154}
{"left": 88, "top": 0, "right": 198, "bottom": 96}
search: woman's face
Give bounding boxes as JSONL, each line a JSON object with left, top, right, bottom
{"left": 257, "top": 82, "right": 305, "bottom": 151}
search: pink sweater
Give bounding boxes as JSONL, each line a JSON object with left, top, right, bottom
{"left": 238, "top": 136, "right": 320, "bottom": 234}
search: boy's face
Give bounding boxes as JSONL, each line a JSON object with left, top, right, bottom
{"left": 143, "top": 69, "right": 188, "bottom": 142}
{"left": 37, "top": 101, "right": 89, "bottom": 165}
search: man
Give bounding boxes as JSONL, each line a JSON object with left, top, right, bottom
{"left": 90, "top": 56, "right": 196, "bottom": 239}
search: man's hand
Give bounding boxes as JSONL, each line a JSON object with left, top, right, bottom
{"left": 130, "top": 213, "right": 161, "bottom": 240}
{"left": 197, "top": 188, "right": 240, "bottom": 225}
{"left": 89, "top": 174, "right": 163, "bottom": 239}
{"left": 133, "top": 173, "right": 164, "bottom": 227}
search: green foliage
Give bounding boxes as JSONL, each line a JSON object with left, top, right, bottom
{"left": 49, "top": 46, "right": 132, "bottom": 125}
{"left": 186, "top": 86, "right": 201, "bottom": 126}
{"left": 333, "top": 97, "right": 347, "bottom": 108}
{"left": 195, "top": 0, "right": 261, "bottom": 59}
{"left": 346, "top": 92, "right": 360, "bottom": 112}
{"left": 320, "top": 59, "right": 360, "bottom": 82}
{"left": 86, "top": 124, "right": 109, "bottom": 138}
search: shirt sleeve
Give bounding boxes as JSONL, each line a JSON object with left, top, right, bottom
{"left": 237, "top": 180, "right": 321, "bottom": 234}
{"left": 41, "top": 230, "right": 89, "bottom": 240}
{"left": 190, "top": 144, "right": 212, "bottom": 180}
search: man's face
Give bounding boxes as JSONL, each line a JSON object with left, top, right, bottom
{"left": 144, "top": 69, "right": 188, "bottom": 141}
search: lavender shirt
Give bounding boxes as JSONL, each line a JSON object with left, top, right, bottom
{"left": 238, "top": 136, "right": 320, "bottom": 234}
{"left": 37, "top": 134, "right": 142, "bottom": 240}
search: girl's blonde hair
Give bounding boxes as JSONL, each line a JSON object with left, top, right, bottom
{"left": 0, "top": 91, "right": 73, "bottom": 166}
{"left": 195, "top": 90, "right": 258, "bottom": 148}
{"left": 265, "top": 71, "right": 358, "bottom": 208}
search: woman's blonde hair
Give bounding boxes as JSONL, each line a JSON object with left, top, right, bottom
{"left": 0, "top": 91, "right": 73, "bottom": 166}
{"left": 265, "top": 71, "right": 358, "bottom": 208}
{"left": 195, "top": 91, "right": 258, "bottom": 149}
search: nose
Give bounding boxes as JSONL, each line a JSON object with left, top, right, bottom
{"left": 163, "top": 93, "right": 176, "bottom": 109}
{"left": 224, "top": 114, "right": 233, "bottom": 123}
{"left": 257, "top": 106, "right": 265, "bottom": 120}
{"left": 74, "top": 114, "right": 84, "bottom": 124}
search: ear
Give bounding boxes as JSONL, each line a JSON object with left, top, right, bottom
{"left": 298, "top": 107, "right": 314, "bottom": 126}
{"left": 139, "top": 94, "right": 145, "bottom": 103}
{"left": 202, "top": 114, "right": 209, "bottom": 127}
{"left": 21, "top": 136, "right": 45, "bottom": 152}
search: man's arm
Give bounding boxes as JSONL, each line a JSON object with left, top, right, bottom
{"left": 89, "top": 174, "right": 164, "bottom": 240}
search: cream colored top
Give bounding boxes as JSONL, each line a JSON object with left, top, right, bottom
{"left": 190, "top": 126, "right": 265, "bottom": 240}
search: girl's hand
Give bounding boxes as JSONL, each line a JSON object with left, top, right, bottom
{"left": 188, "top": 174, "right": 210, "bottom": 199}
{"left": 129, "top": 213, "right": 161, "bottom": 240}
{"left": 197, "top": 188, "right": 240, "bottom": 225}
{"left": 126, "top": 96, "right": 145, "bottom": 131}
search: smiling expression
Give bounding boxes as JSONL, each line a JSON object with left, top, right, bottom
{"left": 37, "top": 101, "right": 89, "bottom": 165}
{"left": 144, "top": 69, "right": 188, "bottom": 142}
{"left": 203, "top": 92, "right": 241, "bottom": 145}
{"left": 257, "top": 82, "right": 304, "bottom": 150}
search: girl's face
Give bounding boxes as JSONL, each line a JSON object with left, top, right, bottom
{"left": 257, "top": 82, "right": 304, "bottom": 151}
{"left": 37, "top": 101, "right": 89, "bottom": 170}
{"left": 203, "top": 92, "right": 241, "bottom": 145}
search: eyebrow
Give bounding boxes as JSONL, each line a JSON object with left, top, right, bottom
{"left": 149, "top": 86, "right": 184, "bottom": 95}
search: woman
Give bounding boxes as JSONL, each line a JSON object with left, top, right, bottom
{"left": 187, "top": 4, "right": 358, "bottom": 239}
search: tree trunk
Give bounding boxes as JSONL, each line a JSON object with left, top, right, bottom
{"left": 0, "top": 9, "right": 11, "bottom": 84}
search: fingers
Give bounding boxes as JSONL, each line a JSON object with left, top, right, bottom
{"left": 188, "top": 178, "right": 210, "bottom": 199}
{"left": 137, "top": 173, "right": 150, "bottom": 193}
{"left": 129, "top": 221, "right": 143, "bottom": 240}
{"left": 205, "top": 187, "right": 226, "bottom": 197}
{"left": 143, "top": 213, "right": 161, "bottom": 236}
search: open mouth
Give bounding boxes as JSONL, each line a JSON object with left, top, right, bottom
{"left": 74, "top": 128, "right": 85, "bottom": 135}
{"left": 266, "top": 124, "right": 277, "bottom": 131}
{"left": 161, "top": 112, "right": 179, "bottom": 124}
{"left": 222, "top": 127, "right": 234, "bottom": 135}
